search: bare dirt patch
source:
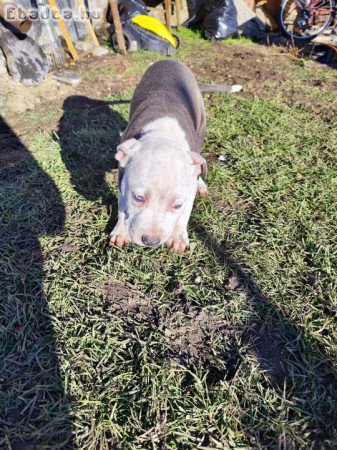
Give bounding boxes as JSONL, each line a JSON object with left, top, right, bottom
{"left": 102, "top": 280, "right": 240, "bottom": 377}
{"left": 185, "top": 43, "right": 295, "bottom": 98}
{"left": 252, "top": 325, "right": 288, "bottom": 385}
{"left": 102, "top": 281, "right": 154, "bottom": 316}
{"left": 186, "top": 42, "right": 337, "bottom": 117}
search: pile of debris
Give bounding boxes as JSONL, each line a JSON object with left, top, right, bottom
{"left": 0, "top": 0, "right": 108, "bottom": 85}
{"left": 184, "top": 0, "right": 279, "bottom": 40}
{"left": 0, "top": 0, "right": 283, "bottom": 86}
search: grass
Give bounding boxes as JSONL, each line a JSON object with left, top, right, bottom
{"left": 0, "top": 30, "right": 337, "bottom": 449}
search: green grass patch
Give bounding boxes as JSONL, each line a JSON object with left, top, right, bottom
{"left": 222, "top": 36, "right": 256, "bottom": 45}
{"left": 0, "top": 43, "right": 336, "bottom": 449}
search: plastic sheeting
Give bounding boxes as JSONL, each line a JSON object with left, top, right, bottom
{"left": 186, "top": 0, "right": 267, "bottom": 40}
{"left": 203, "top": 0, "right": 238, "bottom": 39}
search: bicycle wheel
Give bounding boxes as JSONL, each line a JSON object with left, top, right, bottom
{"left": 278, "top": 0, "right": 334, "bottom": 41}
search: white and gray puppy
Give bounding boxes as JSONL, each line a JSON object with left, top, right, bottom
{"left": 109, "top": 60, "right": 238, "bottom": 252}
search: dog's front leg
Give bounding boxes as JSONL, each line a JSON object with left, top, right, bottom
{"left": 109, "top": 202, "right": 130, "bottom": 247}
{"left": 166, "top": 202, "right": 194, "bottom": 253}
{"left": 197, "top": 177, "right": 208, "bottom": 197}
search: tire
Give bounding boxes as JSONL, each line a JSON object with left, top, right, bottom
{"left": 278, "top": 0, "right": 335, "bottom": 41}
{"left": 172, "top": 34, "right": 180, "bottom": 49}
{"left": 110, "top": 30, "right": 133, "bottom": 53}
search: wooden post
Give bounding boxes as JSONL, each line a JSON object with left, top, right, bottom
{"left": 74, "top": 0, "right": 100, "bottom": 47}
{"left": 47, "top": 0, "right": 79, "bottom": 60}
{"left": 165, "top": 0, "right": 171, "bottom": 32}
{"left": 175, "top": 0, "right": 181, "bottom": 28}
{"left": 109, "top": 0, "right": 127, "bottom": 55}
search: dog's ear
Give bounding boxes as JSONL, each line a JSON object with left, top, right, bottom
{"left": 115, "top": 139, "right": 141, "bottom": 167}
{"left": 189, "top": 152, "right": 207, "bottom": 178}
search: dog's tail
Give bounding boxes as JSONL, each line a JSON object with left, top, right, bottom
{"left": 197, "top": 82, "right": 242, "bottom": 93}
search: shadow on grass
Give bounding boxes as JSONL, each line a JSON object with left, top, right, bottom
{"left": 58, "top": 96, "right": 128, "bottom": 234}
{"left": 192, "top": 220, "right": 337, "bottom": 446}
{"left": 0, "top": 118, "right": 72, "bottom": 447}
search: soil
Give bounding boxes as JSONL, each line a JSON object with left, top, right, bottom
{"left": 252, "top": 325, "right": 288, "bottom": 385}
{"left": 102, "top": 281, "right": 240, "bottom": 378}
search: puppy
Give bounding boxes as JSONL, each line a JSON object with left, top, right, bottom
{"left": 109, "top": 60, "right": 208, "bottom": 252}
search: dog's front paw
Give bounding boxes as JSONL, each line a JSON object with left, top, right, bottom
{"left": 198, "top": 185, "right": 208, "bottom": 197}
{"left": 197, "top": 177, "right": 208, "bottom": 197}
{"left": 166, "top": 231, "right": 189, "bottom": 253}
{"left": 109, "top": 227, "right": 130, "bottom": 247}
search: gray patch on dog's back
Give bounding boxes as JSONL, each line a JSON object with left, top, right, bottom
{"left": 122, "top": 60, "right": 206, "bottom": 153}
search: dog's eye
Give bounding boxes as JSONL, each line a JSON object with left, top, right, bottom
{"left": 173, "top": 204, "right": 182, "bottom": 210}
{"left": 132, "top": 192, "right": 145, "bottom": 203}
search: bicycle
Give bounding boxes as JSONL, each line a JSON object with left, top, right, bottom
{"left": 278, "top": 0, "right": 336, "bottom": 41}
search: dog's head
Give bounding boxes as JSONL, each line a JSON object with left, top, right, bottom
{"left": 116, "top": 136, "right": 207, "bottom": 247}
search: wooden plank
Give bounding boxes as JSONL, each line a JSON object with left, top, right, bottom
{"left": 244, "top": 0, "right": 279, "bottom": 29}
{"left": 259, "top": 0, "right": 281, "bottom": 19}
{"left": 47, "top": 0, "right": 79, "bottom": 60}
{"left": 74, "top": 0, "right": 100, "bottom": 47}
{"left": 175, "top": 0, "right": 181, "bottom": 28}
{"left": 259, "top": 5, "right": 279, "bottom": 30}
{"left": 244, "top": 0, "right": 281, "bottom": 21}
{"left": 109, "top": 0, "right": 127, "bottom": 55}
{"left": 165, "top": 0, "right": 171, "bottom": 32}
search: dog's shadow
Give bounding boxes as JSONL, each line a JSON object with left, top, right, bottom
{"left": 58, "top": 96, "right": 129, "bottom": 232}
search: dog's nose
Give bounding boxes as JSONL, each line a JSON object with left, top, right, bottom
{"left": 142, "top": 235, "right": 161, "bottom": 247}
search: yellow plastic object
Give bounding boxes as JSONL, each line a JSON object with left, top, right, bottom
{"left": 131, "top": 15, "right": 177, "bottom": 48}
